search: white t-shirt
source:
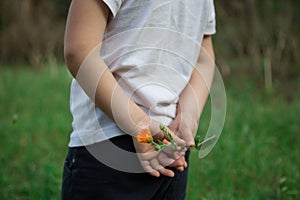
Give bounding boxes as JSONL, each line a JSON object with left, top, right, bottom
{"left": 68, "top": 0, "right": 216, "bottom": 147}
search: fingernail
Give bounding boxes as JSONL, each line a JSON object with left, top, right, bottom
{"left": 177, "top": 167, "right": 184, "bottom": 172}
{"left": 170, "top": 172, "right": 175, "bottom": 177}
{"left": 189, "top": 141, "right": 195, "bottom": 147}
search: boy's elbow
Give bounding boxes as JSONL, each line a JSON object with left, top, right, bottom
{"left": 64, "top": 42, "right": 100, "bottom": 77}
{"left": 64, "top": 46, "right": 82, "bottom": 77}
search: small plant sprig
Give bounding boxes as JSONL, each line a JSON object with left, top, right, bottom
{"left": 136, "top": 128, "right": 167, "bottom": 151}
{"left": 159, "top": 124, "right": 178, "bottom": 149}
{"left": 136, "top": 125, "right": 216, "bottom": 151}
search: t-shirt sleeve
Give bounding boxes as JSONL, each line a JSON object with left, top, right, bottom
{"left": 102, "top": 0, "right": 123, "bottom": 18}
{"left": 204, "top": 0, "right": 216, "bottom": 35}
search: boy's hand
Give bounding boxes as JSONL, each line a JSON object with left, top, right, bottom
{"left": 133, "top": 127, "right": 187, "bottom": 177}
{"left": 169, "top": 104, "right": 198, "bottom": 147}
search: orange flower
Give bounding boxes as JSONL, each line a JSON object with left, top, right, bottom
{"left": 137, "top": 129, "right": 152, "bottom": 143}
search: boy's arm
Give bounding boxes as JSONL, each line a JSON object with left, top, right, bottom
{"left": 64, "top": 0, "right": 154, "bottom": 134}
{"left": 169, "top": 35, "right": 215, "bottom": 146}
{"left": 64, "top": 0, "right": 185, "bottom": 177}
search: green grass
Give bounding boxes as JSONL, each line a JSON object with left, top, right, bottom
{"left": 0, "top": 65, "right": 299, "bottom": 199}
{"left": 0, "top": 65, "right": 72, "bottom": 199}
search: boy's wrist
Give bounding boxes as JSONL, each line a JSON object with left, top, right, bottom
{"left": 178, "top": 104, "right": 199, "bottom": 121}
{"left": 149, "top": 120, "right": 163, "bottom": 139}
{"left": 135, "top": 118, "right": 161, "bottom": 137}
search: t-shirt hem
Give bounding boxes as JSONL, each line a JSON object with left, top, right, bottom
{"left": 68, "top": 128, "right": 126, "bottom": 147}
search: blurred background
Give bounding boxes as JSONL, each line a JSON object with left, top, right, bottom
{"left": 0, "top": 0, "right": 299, "bottom": 199}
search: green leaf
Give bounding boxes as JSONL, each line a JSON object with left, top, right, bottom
{"left": 155, "top": 145, "right": 161, "bottom": 151}
{"left": 160, "top": 144, "right": 168, "bottom": 150}
{"left": 158, "top": 140, "right": 164, "bottom": 145}
{"left": 194, "top": 136, "right": 202, "bottom": 150}
{"left": 159, "top": 124, "right": 165, "bottom": 131}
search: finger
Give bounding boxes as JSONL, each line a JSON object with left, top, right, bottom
{"left": 162, "top": 145, "right": 185, "bottom": 160}
{"left": 157, "top": 152, "right": 176, "bottom": 167}
{"left": 170, "top": 132, "right": 186, "bottom": 146}
{"left": 162, "top": 139, "right": 171, "bottom": 144}
{"left": 158, "top": 153, "right": 186, "bottom": 173}
{"left": 168, "top": 156, "right": 185, "bottom": 168}
{"left": 159, "top": 167, "right": 175, "bottom": 178}
{"left": 169, "top": 156, "right": 186, "bottom": 172}
{"left": 177, "top": 156, "right": 188, "bottom": 168}
{"left": 163, "top": 138, "right": 186, "bottom": 152}
{"left": 150, "top": 159, "right": 174, "bottom": 177}
{"left": 136, "top": 149, "right": 159, "bottom": 160}
{"left": 178, "top": 130, "right": 195, "bottom": 147}
{"left": 181, "top": 156, "right": 188, "bottom": 168}
{"left": 141, "top": 161, "right": 160, "bottom": 177}
{"left": 162, "top": 139, "right": 186, "bottom": 154}
{"left": 152, "top": 131, "right": 165, "bottom": 142}
{"left": 176, "top": 166, "right": 184, "bottom": 172}
{"left": 184, "top": 160, "right": 188, "bottom": 168}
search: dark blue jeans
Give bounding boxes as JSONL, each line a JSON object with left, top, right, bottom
{"left": 61, "top": 135, "right": 190, "bottom": 200}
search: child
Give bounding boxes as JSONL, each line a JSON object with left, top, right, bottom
{"left": 61, "top": 0, "right": 216, "bottom": 199}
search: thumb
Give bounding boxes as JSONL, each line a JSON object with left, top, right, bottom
{"left": 169, "top": 114, "right": 181, "bottom": 133}
{"left": 171, "top": 131, "right": 186, "bottom": 146}
{"left": 180, "top": 131, "right": 195, "bottom": 147}
{"left": 162, "top": 126, "right": 186, "bottom": 146}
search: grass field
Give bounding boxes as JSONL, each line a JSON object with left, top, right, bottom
{"left": 0, "top": 65, "right": 299, "bottom": 199}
